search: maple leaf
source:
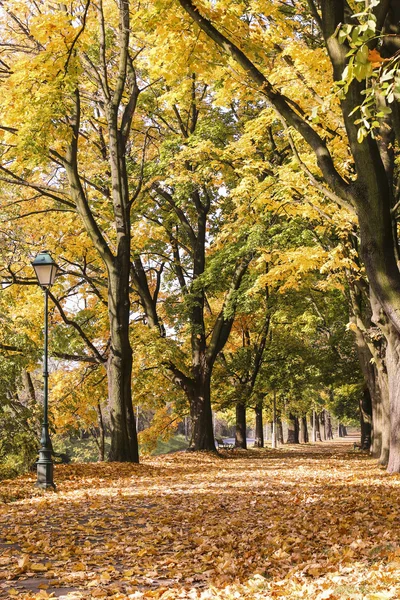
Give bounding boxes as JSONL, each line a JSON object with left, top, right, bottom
{"left": 368, "top": 49, "right": 386, "bottom": 67}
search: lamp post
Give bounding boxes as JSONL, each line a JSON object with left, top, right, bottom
{"left": 32, "top": 251, "right": 58, "bottom": 490}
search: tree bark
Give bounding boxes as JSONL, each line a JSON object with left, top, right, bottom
{"left": 277, "top": 418, "right": 284, "bottom": 444}
{"left": 287, "top": 414, "right": 299, "bottom": 444}
{"left": 187, "top": 372, "right": 215, "bottom": 451}
{"left": 360, "top": 386, "right": 372, "bottom": 451}
{"left": 299, "top": 415, "right": 309, "bottom": 443}
{"left": 96, "top": 401, "right": 105, "bottom": 462}
{"left": 371, "top": 366, "right": 390, "bottom": 465}
{"left": 320, "top": 410, "right": 326, "bottom": 441}
{"left": 107, "top": 260, "right": 139, "bottom": 462}
{"left": 325, "top": 411, "right": 333, "bottom": 440}
{"left": 254, "top": 401, "right": 264, "bottom": 447}
{"left": 350, "top": 288, "right": 390, "bottom": 464}
{"left": 386, "top": 327, "right": 400, "bottom": 473}
{"left": 22, "top": 370, "right": 36, "bottom": 405}
{"left": 314, "top": 412, "right": 322, "bottom": 441}
{"left": 235, "top": 402, "right": 247, "bottom": 449}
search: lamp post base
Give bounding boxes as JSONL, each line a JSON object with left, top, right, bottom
{"left": 36, "top": 448, "right": 56, "bottom": 490}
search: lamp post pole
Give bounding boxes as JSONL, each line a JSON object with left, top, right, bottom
{"left": 36, "top": 286, "right": 55, "bottom": 489}
{"left": 32, "top": 251, "right": 57, "bottom": 490}
{"left": 271, "top": 390, "right": 277, "bottom": 449}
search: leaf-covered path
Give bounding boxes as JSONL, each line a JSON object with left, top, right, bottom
{"left": 1, "top": 440, "right": 400, "bottom": 599}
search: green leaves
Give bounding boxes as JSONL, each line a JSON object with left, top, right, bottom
{"left": 335, "top": 1, "right": 400, "bottom": 142}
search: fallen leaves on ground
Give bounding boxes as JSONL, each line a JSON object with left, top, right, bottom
{"left": 1, "top": 440, "right": 400, "bottom": 599}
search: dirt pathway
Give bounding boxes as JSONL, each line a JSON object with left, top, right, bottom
{"left": 0, "top": 440, "right": 399, "bottom": 599}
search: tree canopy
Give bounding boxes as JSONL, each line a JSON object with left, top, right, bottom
{"left": 0, "top": 0, "right": 399, "bottom": 473}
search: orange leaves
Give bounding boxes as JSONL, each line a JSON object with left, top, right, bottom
{"left": 1, "top": 446, "right": 400, "bottom": 598}
{"left": 368, "top": 49, "right": 386, "bottom": 68}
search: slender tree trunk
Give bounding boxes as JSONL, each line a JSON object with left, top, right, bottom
{"left": 270, "top": 420, "right": 276, "bottom": 448}
{"left": 22, "top": 370, "right": 36, "bottom": 404}
{"left": 311, "top": 410, "right": 316, "bottom": 442}
{"left": 360, "top": 386, "right": 372, "bottom": 451}
{"left": 294, "top": 416, "right": 299, "bottom": 443}
{"left": 287, "top": 414, "right": 299, "bottom": 444}
{"left": 271, "top": 391, "right": 278, "bottom": 448}
{"left": 320, "top": 410, "right": 327, "bottom": 441}
{"left": 235, "top": 402, "right": 247, "bottom": 449}
{"left": 325, "top": 411, "right": 333, "bottom": 440}
{"left": 277, "top": 417, "right": 284, "bottom": 444}
{"left": 299, "top": 415, "right": 308, "bottom": 443}
{"left": 96, "top": 401, "right": 105, "bottom": 461}
{"left": 254, "top": 401, "right": 264, "bottom": 447}
{"left": 315, "top": 412, "right": 322, "bottom": 441}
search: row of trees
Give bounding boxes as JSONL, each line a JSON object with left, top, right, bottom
{"left": 0, "top": 0, "right": 399, "bottom": 470}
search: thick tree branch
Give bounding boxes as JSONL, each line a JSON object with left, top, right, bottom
{"left": 53, "top": 352, "right": 100, "bottom": 364}
{"left": 0, "top": 342, "right": 23, "bottom": 354}
{"left": 48, "top": 291, "right": 107, "bottom": 364}
{"left": 0, "top": 166, "right": 75, "bottom": 208}
{"left": 152, "top": 186, "right": 197, "bottom": 247}
{"left": 64, "top": 89, "right": 114, "bottom": 267}
{"left": 177, "top": 0, "right": 351, "bottom": 205}
{"left": 113, "top": 0, "right": 130, "bottom": 108}
{"left": 163, "top": 361, "right": 194, "bottom": 391}
{"left": 131, "top": 257, "right": 163, "bottom": 332}
{"left": 206, "top": 255, "right": 252, "bottom": 366}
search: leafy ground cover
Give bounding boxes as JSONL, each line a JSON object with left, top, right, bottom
{"left": 0, "top": 439, "right": 400, "bottom": 599}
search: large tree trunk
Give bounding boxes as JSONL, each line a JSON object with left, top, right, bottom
{"left": 371, "top": 366, "right": 390, "bottom": 465}
{"left": 254, "top": 402, "right": 264, "bottom": 447}
{"left": 350, "top": 292, "right": 390, "bottom": 464}
{"left": 108, "top": 262, "right": 139, "bottom": 462}
{"left": 235, "top": 402, "right": 247, "bottom": 448}
{"left": 187, "top": 372, "right": 215, "bottom": 451}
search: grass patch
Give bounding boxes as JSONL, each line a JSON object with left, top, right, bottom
{"left": 52, "top": 433, "right": 188, "bottom": 463}
{"left": 152, "top": 434, "right": 188, "bottom": 455}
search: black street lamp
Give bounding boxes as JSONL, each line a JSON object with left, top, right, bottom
{"left": 32, "top": 251, "right": 58, "bottom": 490}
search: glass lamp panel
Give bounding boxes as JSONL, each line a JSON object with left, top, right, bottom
{"left": 34, "top": 264, "right": 54, "bottom": 286}
{"left": 49, "top": 264, "right": 57, "bottom": 286}
{"left": 32, "top": 252, "right": 57, "bottom": 287}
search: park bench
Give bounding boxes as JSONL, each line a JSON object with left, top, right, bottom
{"left": 53, "top": 452, "right": 71, "bottom": 464}
{"left": 215, "top": 436, "right": 235, "bottom": 450}
{"left": 30, "top": 452, "right": 71, "bottom": 471}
